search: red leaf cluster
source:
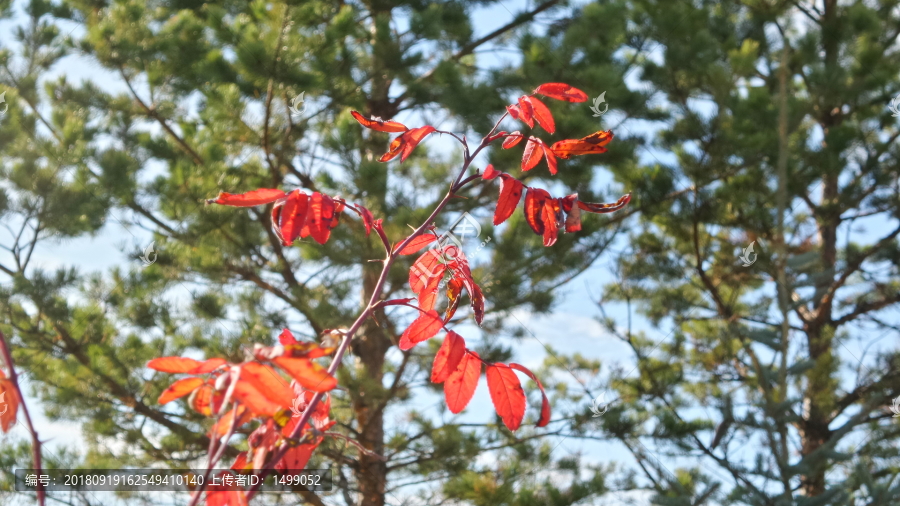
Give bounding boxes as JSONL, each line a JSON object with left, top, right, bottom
{"left": 430, "top": 333, "right": 550, "bottom": 431}
{"left": 490, "top": 169, "right": 631, "bottom": 246}
{"left": 208, "top": 188, "right": 378, "bottom": 244}
{"left": 405, "top": 242, "right": 485, "bottom": 332}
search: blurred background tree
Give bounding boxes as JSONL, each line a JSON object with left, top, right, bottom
{"left": 1, "top": 0, "right": 899, "bottom": 505}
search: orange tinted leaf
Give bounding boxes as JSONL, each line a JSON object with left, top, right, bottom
{"left": 444, "top": 278, "right": 464, "bottom": 323}
{"left": 210, "top": 406, "right": 252, "bottom": 437}
{"left": 577, "top": 193, "right": 631, "bottom": 214}
{"left": 486, "top": 363, "right": 527, "bottom": 431}
{"left": 521, "top": 137, "right": 544, "bottom": 172}
{"left": 275, "top": 441, "right": 322, "bottom": 472}
{"left": 350, "top": 110, "right": 409, "bottom": 133}
{"left": 409, "top": 248, "right": 448, "bottom": 293}
{"left": 482, "top": 164, "right": 500, "bottom": 180}
{"left": 231, "top": 380, "right": 283, "bottom": 417}
{"left": 516, "top": 96, "right": 535, "bottom": 128}
{"left": 0, "top": 378, "right": 19, "bottom": 432}
{"left": 580, "top": 130, "right": 615, "bottom": 145}
{"left": 272, "top": 357, "right": 337, "bottom": 392}
{"left": 523, "top": 96, "right": 555, "bottom": 134}
{"left": 550, "top": 130, "right": 614, "bottom": 159}
{"left": 502, "top": 131, "right": 523, "bottom": 149}
{"left": 509, "top": 363, "right": 552, "bottom": 427}
{"left": 493, "top": 174, "right": 524, "bottom": 225}
{"left": 208, "top": 189, "right": 286, "bottom": 207}
{"left": 432, "top": 331, "right": 467, "bottom": 383}
{"left": 419, "top": 273, "right": 443, "bottom": 312}
{"left": 399, "top": 310, "right": 444, "bottom": 351}
{"left": 191, "top": 384, "right": 215, "bottom": 416}
{"left": 524, "top": 187, "right": 551, "bottom": 235}
{"left": 148, "top": 356, "right": 203, "bottom": 373}
{"left": 307, "top": 192, "right": 336, "bottom": 245}
{"left": 273, "top": 190, "right": 309, "bottom": 245}
{"left": 206, "top": 489, "right": 248, "bottom": 506}
{"left": 397, "top": 233, "right": 437, "bottom": 255}
{"left": 445, "top": 351, "right": 482, "bottom": 414}
{"left": 379, "top": 126, "right": 436, "bottom": 162}
{"left": 158, "top": 377, "right": 204, "bottom": 405}
{"left": 188, "top": 358, "right": 228, "bottom": 375}
{"left": 240, "top": 363, "right": 293, "bottom": 408}
{"left": 468, "top": 282, "right": 485, "bottom": 325}
{"left": 533, "top": 83, "right": 588, "bottom": 102}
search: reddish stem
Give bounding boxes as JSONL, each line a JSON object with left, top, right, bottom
{"left": 0, "top": 330, "right": 46, "bottom": 506}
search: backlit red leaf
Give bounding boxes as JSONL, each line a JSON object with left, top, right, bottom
{"left": 482, "top": 164, "right": 500, "bottom": 180}
{"left": 356, "top": 204, "right": 375, "bottom": 236}
{"left": 533, "top": 83, "right": 588, "bottom": 102}
{"left": 210, "top": 406, "right": 252, "bottom": 437}
{"left": 379, "top": 126, "right": 436, "bottom": 162}
{"left": 273, "top": 190, "right": 309, "bottom": 245}
{"left": 551, "top": 130, "right": 614, "bottom": 159}
{"left": 208, "top": 189, "right": 286, "bottom": 207}
{"left": 516, "top": 96, "right": 535, "bottom": 128}
{"left": 522, "top": 96, "right": 555, "bottom": 134}
{"left": 397, "top": 233, "right": 437, "bottom": 255}
{"left": 506, "top": 103, "right": 523, "bottom": 121}
{"left": 278, "top": 328, "right": 299, "bottom": 346}
{"left": 307, "top": 192, "right": 336, "bottom": 245}
{"left": 540, "top": 198, "right": 563, "bottom": 247}
{"left": 444, "top": 351, "right": 482, "bottom": 414}
{"left": 275, "top": 441, "right": 321, "bottom": 472}
{"left": 419, "top": 273, "right": 443, "bottom": 312}
{"left": 230, "top": 380, "right": 282, "bottom": 417}
{"left": 188, "top": 358, "right": 228, "bottom": 374}
{"left": 240, "top": 363, "right": 294, "bottom": 408}
{"left": 561, "top": 194, "right": 582, "bottom": 233}
{"left": 431, "top": 331, "right": 467, "bottom": 383}
{"left": 158, "top": 377, "right": 204, "bottom": 405}
{"left": 578, "top": 193, "right": 632, "bottom": 214}
{"left": 206, "top": 489, "right": 248, "bottom": 506}
{"left": 509, "top": 363, "right": 552, "bottom": 427}
{"left": 541, "top": 140, "right": 558, "bottom": 175}
{"left": 272, "top": 357, "right": 337, "bottom": 392}
{"left": 444, "top": 277, "right": 464, "bottom": 322}
{"left": 502, "top": 131, "right": 523, "bottom": 149}
{"left": 486, "top": 363, "right": 527, "bottom": 431}
{"left": 524, "top": 187, "right": 551, "bottom": 235}
{"left": 409, "top": 248, "right": 448, "bottom": 294}
{"left": 0, "top": 378, "right": 19, "bottom": 432}
{"left": 399, "top": 310, "right": 444, "bottom": 351}
{"left": 493, "top": 174, "right": 524, "bottom": 226}
{"left": 148, "top": 356, "right": 203, "bottom": 374}
{"left": 350, "top": 110, "right": 409, "bottom": 133}
{"left": 191, "top": 384, "right": 215, "bottom": 416}
{"left": 521, "top": 137, "right": 544, "bottom": 172}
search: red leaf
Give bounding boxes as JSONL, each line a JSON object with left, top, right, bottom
{"left": 272, "top": 357, "right": 337, "bottom": 392}
{"left": 158, "top": 377, "right": 204, "bottom": 405}
{"left": 398, "top": 310, "right": 444, "bottom": 351}
{"left": 240, "top": 363, "right": 294, "bottom": 408}
{"left": 509, "top": 363, "right": 552, "bottom": 427}
{"left": 541, "top": 140, "right": 558, "bottom": 175}
{"left": 208, "top": 189, "right": 286, "bottom": 207}
{"left": 486, "top": 363, "right": 527, "bottom": 431}
{"left": 521, "top": 136, "right": 544, "bottom": 172}
{"left": 330, "top": 200, "right": 345, "bottom": 230}
{"left": 419, "top": 273, "right": 443, "bottom": 312}
{"left": 516, "top": 96, "right": 535, "bottom": 128}
{"left": 397, "top": 233, "right": 437, "bottom": 255}
{"left": 191, "top": 384, "right": 215, "bottom": 416}
{"left": 482, "top": 164, "right": 500, "bottom": 180}
{"left": 444, "top": 351, "right": 482, "bottom": 414}
{"left": 493, "top": 174, "right": 524, "bottom": 226}
{"left": 502, "top": 131, "right": 523, "bottom": 149}
{"left": 522, "top": 96, "right": 555, "bottom": 134}
{"left": 379, "top": 126, "right": 436, "bottom": 162}
{"left": 431, "top": 331, "right": 467, "bottom": 383}
{"left": 551, "top": 130, "right": 614, "bottom": 159}
{"left": 278, "top": 328, "right": 299, "bottom": 346}
{"left": 230, "top": 379, "right": 283, "bottom": 417}
{"left": 275, "top": 441, "right": 322, "bottom": 472}
{"left": 540, "top": 198, "right": 563, "bottom": 247}
{"left": 506, "top": 104, "right": 523, "bottom": 121}
{"left": 524, "top": 187, "right": 551, "bottom": 235}
{"left": 409, "top": 248, "right": 448, "bottom": 293}
{"left": 533, "top": 83, "right": 588, "bottom": 103}
{"left": 148, "top": 356, "right": 203, "bottom": 373}
{"left": 443, "top": 277, "right": 464, "bottom": 322}
{"left": 188, "top": 358, "right": 228, "bottom": 374}
{"left": 272, "top": 190, "right": 309, "bottom": 245}
{"left": 210, "top": 406, "right": 252, "bottom": 437}
{"left": 356, "top": 204, "right": 375, "bottom": 236}
{"left": 307, "top": 192, "right": 336, "bottom": 245}
{"left": 350, "top": 110, "right": 409, "bottom": 133}
{"left": 0, "top": 378, "right": 20, "bottom": 432}
{"left": 578, "top": 193, "right": 632, "bottom": 214}
{"left": 562, "top": 195, "right": 582, "bottom": 233}
{"left": 468, "top": 282, "right": 485, "bottom": 325}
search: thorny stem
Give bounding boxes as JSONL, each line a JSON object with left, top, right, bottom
{"left": 0, "top": 330, "right": 46, "bottom": 506}
{"left": 242, "top": 113, "right": 509, "bottom": 502}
